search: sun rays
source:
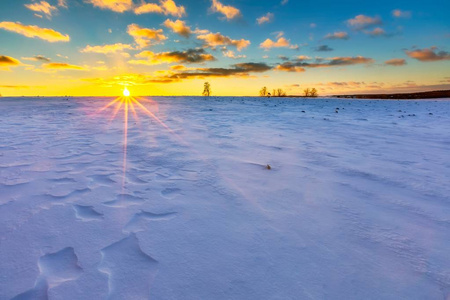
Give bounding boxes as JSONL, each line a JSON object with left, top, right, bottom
{"left": 93, "top": 88, "right": 176, "bottom": 191}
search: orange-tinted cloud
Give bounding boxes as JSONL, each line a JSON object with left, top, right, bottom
{"left": 0, "top": 55, "right": 22, "bottom": 70}
{"left": 385, "top": 58, "right": 406, "bottom": 66}
{"left": 134, "top": 2, "right": 163, "bottom": 14}
{"left": 43, "top": 62, "right": 86, "bottom": 70}
{"left": 347, "top": 15, "right": 382, "bottom": 30}
{"left": 24, "top": 1, "right": 58, "bottom": 19}
{"left": 22, "top": 55, "right": 51, "bottom": 62}
{"left": 160, "top": 0, "right": 185, "bottom": 17}
{"left": 84, "top": 73, "right": 176, "bottom": 86}
{"left": 81, "top": 43, "right": 134, "bottom": 54}
{"left": 197, "top": 32, "right": 250, "bottom": 51}
{"left": 324, "top": 31, "right": 349, "bottom": 40}
{"left": 0, "top": 21, "right": 70, "bottom": 42}
{"left": 260, "top": 37, "right": 297, "bottom": 50}
{"left": 210, "top": 0, "right": 241, "bottom": 20}
{"left": 392, "top": 9, "right": 411, "bottom": 18}
{"left": 132, "top": 48, "right": 215, "bottom": 65}
{"left": 127, "top": 24, "right": 167, "bottom": 48}
{"left": 405, "top": 47, "right": 450, "bottom": 62}
{"left": 257, "top": 13, "right": 274, "bottom": 25}
{"left": 163, "top": 19, "right": 191, "bottom": 37}
{"left": 88, "top": 0, "right": 133, "bottom": 13}
{"left": 0, "top": 85, "right": 31, "bottom": 89}
{"left": 58, "top": 0, "right": 68, "bottom": 8}
{"left": 223, "top": 50, "right": 246, "bottom": 59}
{"left": 134, "top": 0, "right": 185, "bottom": 17}
{"left": 275, "top": 64, "right": 305, "bottom": 72}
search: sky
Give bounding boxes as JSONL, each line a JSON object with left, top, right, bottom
{"left": 0, "top": 0, "right": 449, "bottom": 96}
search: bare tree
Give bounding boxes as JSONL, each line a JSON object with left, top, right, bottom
{"left": 277, "top": 88, "right": 286, "bottom": 97}
{"left": 259, "top": 86, "right": 268, "bottom": 97}
{"left": 203, "top": 82, "right": 211, "bottom": 96}
{"left": 310, "top": 88, "right": 318, "bottom": 97}
{"left": 304, "top": 88, "right": 311, "bottom": 97}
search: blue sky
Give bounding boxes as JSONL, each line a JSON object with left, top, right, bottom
{"left": 0, "top": 0, "right": 449, "bottom": 96}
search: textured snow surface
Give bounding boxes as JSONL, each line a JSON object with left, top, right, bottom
{"left": 1, "top": 97, "right": 449, "bottom": 299}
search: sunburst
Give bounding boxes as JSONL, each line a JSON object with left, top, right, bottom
{"left": 92, "top": 87, "right": 178, "bottom": 190}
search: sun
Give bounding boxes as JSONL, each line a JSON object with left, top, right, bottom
{"left": 123, "top": 87, "right": 130, "bottom": 97}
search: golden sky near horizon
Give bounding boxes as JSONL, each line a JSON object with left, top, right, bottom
{"left": 0, "top": 0, "right": 449, "bottom": 96}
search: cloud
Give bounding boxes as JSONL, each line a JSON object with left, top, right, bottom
{"left": 275, "top": 64, "right": 305, "bottom": 72}
{"left": 84, "top": 73, "right": 175, "bottom": 86}
{"left": 58, "top": 0, "right": 68, "bottom": 8}
{"left": 22, "top": 55, "right": 51, "bottom": 62}
{"left": 223, "top": 50, "right": 246, "bottom": 59}
{"left": 347, "top": 15, "right": 382, "bottom": 30}
{"left": 366, "top": 27, "right": 386, "bottom": 37}
{"left": 88, "top": 0, "right": 133, "bottom": 13}
{"left": 164, "top": 62, "right": 272, "bottom": 80}
{"left": 260, "top": 37, "right": 297, "bottom": 50}
{"left": 197, "top": 32, "right": 250, "bottom": 51}
{"left": 324, "top": 31, "right": 349, "bottom": 40}
{"left": 281, "top": 0, "right": 288, "bottom": 5}
{"left": 85, "top": 63, "right": 271, "bottom": 86}
{"left": 257, "top": 13, "right": 274, "bottom": 25}
{"left": 134, "top": 2, "right": 163, "bottom": 14}
{"left": 276, "top": 56, "right": 374, "bottom": 72}
{"left": 127, "top": 24, "right": 167, "bottom": 48}
{"left": 43, "top": 62, "right": 86, "bottom": 70}
{"left": 0, "top": 55, "right": 22, "bottom": 70}
{"left": 81, "top": 43, "right": 134, "bottom": 54}
{"left": 0, "top": 22, "right": 70, "bottom": 42}
{"left": 392, "top": 9, "right": 411, "bottom": 18}
{"left": 385, "top": 58, "right": 406, "bottom": 66}
{"left": 159, "top": 0, "right": 186, "bottom": 17}
{"left": 24, "top": 1, "right": 58, "bottom": 19}
{"left": 0, "top": 85, "right": 31, "bottom": 89}
{"left": 315, "top": 45, "right": 333, "bottom": 52}
{"left": 405, "top": 47, "right": 450, "bottom": 62}
{"left": 135, "top": 0, "right": 186, "bottom": 17}
{"left": 210, "top": 0, "right": 241, "bottom": 20}
{"left": 296, "top": 55, "right": 311, "bottom": 60}
{"left": 163, "top": 19, "right": 191, "bottom": 37}
{"left": 131, "top": 48, "right": 216, "bottom": 65}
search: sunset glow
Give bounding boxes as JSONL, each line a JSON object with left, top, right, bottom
{"left": 0, "top": 1, "right": 449, "bottom": 96}
{"left": 123, "top": 87, "right": 130, "bottom": 97}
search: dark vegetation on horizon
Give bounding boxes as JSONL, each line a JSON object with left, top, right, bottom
{"left": 259, "top": 86, "right": 318, "bottom": 97}
{"left": 334, "top": 90, "right": 450, "bottom": 99}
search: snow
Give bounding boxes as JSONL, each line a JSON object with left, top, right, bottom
{"left": 1, "top": 96, "right": 449, "bottom": 299}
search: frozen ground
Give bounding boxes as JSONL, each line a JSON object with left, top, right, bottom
{"left": 0, "top": 96, "right": 449, "bottom": 299}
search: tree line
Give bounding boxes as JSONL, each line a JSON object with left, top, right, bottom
{"left": 259, "top": 86, "right": 318, "bottom": 97}
{"left": 201, "top": 82, "right": 318, "bottom": 97}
